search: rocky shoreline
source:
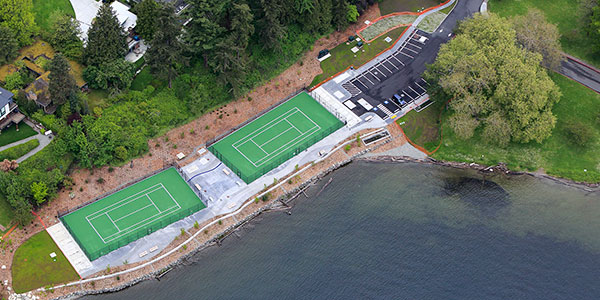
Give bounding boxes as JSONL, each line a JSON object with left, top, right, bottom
{"left": 17, "top": 137, "right": 595, "bottom": 300}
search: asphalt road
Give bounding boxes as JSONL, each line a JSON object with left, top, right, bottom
{"left": 347, "top": 0, "right": 485, "bottom": 119}
{"left": 560, "top": 56, "right": 600, "bottom": 94}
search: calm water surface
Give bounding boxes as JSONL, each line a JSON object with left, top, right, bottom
{"left": 85, "top": 162, "right": 600, "bottom": 300}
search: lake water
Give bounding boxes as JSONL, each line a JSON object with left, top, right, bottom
{"left": 85, "top": 161, "right": 600, "bottom": 299}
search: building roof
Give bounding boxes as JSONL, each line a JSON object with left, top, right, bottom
{"left": 0, "top": 87, "right": 14, "bottom": 108}
{"left": 111, "top": 2, "right": 137, "bottom": 32}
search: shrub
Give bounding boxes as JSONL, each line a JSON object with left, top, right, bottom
{"left": 108, "top": 167, "right": 114, "bottom": 173}
{"left": 97, "top": 177, "right": 105, "bottom": 184}
{"left": 344, "top": 144, "right": 352, "bottom": 152}
{"left": 0, "top": 139, "right": 39, "bottom": 161}
{"left": 194, "top": 221, "right": 199, "bottom": 229}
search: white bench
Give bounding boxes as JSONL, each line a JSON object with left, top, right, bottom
{"left": 222, "top": 168, "right": 230, "bottom": 176}
{"left": 139, "top": 250, "right": 148, "bottom": 258}
{"left": 176, "top": 152, "right": 185, "bottom": 160}
{"left": 149, "top": 246, "right": 158, "bottom": 253}
{"left": 194, "top": 183, "right": 202, "bottom": 191}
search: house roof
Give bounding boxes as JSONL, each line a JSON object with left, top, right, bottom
{"left": 111, "top": 2, "right": 137, "bottom": 32}
{"left": 0, "top": 87, "right": 14, "bottom": 108}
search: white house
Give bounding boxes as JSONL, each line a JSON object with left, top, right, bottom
{"left": 0, "top": 87, "right": 24, "bottom": 130}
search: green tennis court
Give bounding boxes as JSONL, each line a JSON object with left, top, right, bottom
{"left": 60, "top": 168, "right": 205, "bottom": 261}
{"left": 209, "top": 92, "right": 343, "bottom": 183}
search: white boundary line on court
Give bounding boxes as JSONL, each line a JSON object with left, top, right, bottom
{"left": 86, "top": 183, "right": 182, "bottom": 244}
{"left": 231, "top": 107, "right": 321, "bottom": 168}
{"left": 232, "top": 108, "right": 300, "bottom": 148}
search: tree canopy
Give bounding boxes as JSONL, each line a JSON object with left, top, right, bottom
{"left": 0, "top": 25, "right": 18, "bottom": 64}
{"left": 48, "top": 12, "right": 83, "bottom": 60}
{"left": 83, "top": 3, "right": 127, "bottom": 67}
{"left": 426, "top": 13, "right": 561, "bottom": 146}
{"left": 512, "top": 9, "right": 563, "bottom": 70}
{"left": 48, "top": 54, "right": 77, "bottom": 109}
{"left": 147, "top": 4, "right": 185, "bottom": 88}
{"left": 0, "top": 0, "right": 37, "bottom": 46}
{"left": 134, "top": 0, "right": 160, "bottom": 40}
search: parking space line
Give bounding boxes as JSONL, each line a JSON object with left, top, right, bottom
{"left": 403, "top": 90, "right": 415, "bottom": 100}
{"left": 390, "top": 55, "right": 405, "bottom": 66}
{"left": 415, "top": 81, "right": 427, "bottom": 92}
{"left": 407, "top": 42, "right": 422, "bottom": 49}
{"left": 409, "top": 86, "right": 422, "bottom": 96}
{"left": 403, "top": 47, "right": 419, "bottom": 54}
{"left": 361, "top": 74, "right": 375, "bottom": 85}
{"left": 399, "top": 51, "right": 414, "bottom": 59}
{"left": 372, "top": 69, "right": 386, "bottom": 79}
{"left": 421, "top": 78, "right": 429, "bottom": 84}
{"left": 355, "top": 77, "right": 370, "bottom": 87}
{"left": 380, "top": 63, "right": 393, "bottom": 73}
{"left": 369, "top": 71, "right": 382, "bottom": 81}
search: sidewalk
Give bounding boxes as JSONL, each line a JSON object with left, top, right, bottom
{"left": 560, "top": 54, "right": 600, "bottom": 94}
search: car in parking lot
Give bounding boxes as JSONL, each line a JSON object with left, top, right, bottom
{"left": 392, "top": 94, "right": 407, "bottom": 106}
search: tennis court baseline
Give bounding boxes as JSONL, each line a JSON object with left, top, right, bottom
{"left": 209, "top": 92, "right": 344, "bottom": 183}
{"left": 61, "top": 168, "right": 205, "bottom": 261}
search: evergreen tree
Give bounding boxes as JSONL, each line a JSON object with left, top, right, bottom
{"left": 0, "top": 0, "right": 37, "bottom": 46}
{"left": 83, "top": 3, "right": 127, "bottom": 67}
{"left": 134, "top": 0, "right": 160, "bottom": 40}
{"left": 0, "top": 25, "right": 18, "bottom": 64}
{"left": 48, "top": 12, "right": 83, "bottom": 60}
{"left": 185, "top": 0, "right": 226, "bottom": 65}
{"left": 331, "top": 0, "right": 349, "bottom": 30}
{"left": 49, "top": 54, "right": 77, "bottom": 108}
{"left": 208, "top": 2, "right": 254, "bottom": 96}
{"left": 257, "top": 0, "right": 287, "bottom": 51}
{"left": 147, "top": 4, "right": 185, "bottom": 88}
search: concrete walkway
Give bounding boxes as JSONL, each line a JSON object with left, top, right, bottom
{"left": 0, "top": 122, "right": 53, "bottom": 163}
{"left": 559, "top": 55, "right": 600, "bottom": 94}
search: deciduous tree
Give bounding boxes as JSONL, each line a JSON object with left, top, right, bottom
{"left": 426, "top": 13, "right": 561, "bottom": 145}
{"left": 0, "top": 0, "right": 37, "bottom": 46}
{"left": 512, "top": 9, "right": 563, "bottom": 70}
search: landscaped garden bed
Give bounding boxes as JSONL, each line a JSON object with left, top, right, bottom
{"left": 359, "top": 13, "right": 417, "bottom": 41}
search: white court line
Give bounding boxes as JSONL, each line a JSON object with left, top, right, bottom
{"left": 107, "top": 214, "right": 120, "bottom": 231}
{"left": 286, "top": 119, "right": 302, "bottom": 134}
{"left": 252, "top": 140, "right": 269, "bottom": 154}
{"left": 148, "top": 195, "right": 161, "bottom": 213}
{"left": 89, "top": 183, "right": 183, "bottom": 243}
{"left": 86, "top": 184, "right": 163, "bottom": 219}
{"left": 232, "top": 144, "right": 259, "bottom": 167}
{"left": 86, "top": 217, "right": 107, "bottom": 244}
{"left": 232, "top": 108, "right": 300, "bottom": 148}
{"left": 159, "top": 183, "right": 181, "bottom": 210}
{"left": 253, "top": 125, "right": 320, "bottom": 166}
{"left": 103, "top": 205, "right": 181, "bottom": 242}
{"left": 258, "top": 126, "right": 295, "bottom": 147}
{"left": 112, "top": 204, "right": 154, "bottom": 223}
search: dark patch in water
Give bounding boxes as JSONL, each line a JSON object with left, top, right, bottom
{"left": 443, "top": 177, "right": 510, "bottom": 214}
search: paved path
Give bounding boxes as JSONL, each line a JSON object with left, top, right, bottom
{"left": 0, "top": 122, "right": 53, "bottom": 163}
{"left": 559, "top": 55, "right": 600, "bottom": 94}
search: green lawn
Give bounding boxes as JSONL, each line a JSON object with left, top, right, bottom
{"left": 431, "top": 72, "right": 600, "bottom": 183}
{"left": 12, "top": 231, "right": 79, "bottom": 293}
{"left": 311, "top": 26, "right": 407, "bottom": 86}
{"left": 0, "top": 139, "right": 39, "bottom": 161}
{"left": 130, "top": 67, "right": 165, "bottom": 91}
{"left": 379, "top": 0, "right": 441, "bottom": 15}
{"left": 0, "top": 123, "right": 37, "bottom": 147}
{"left": 32, "top": 0, "right": 75, "bottom": 32}
{"left": 490, "top": 0, "right": 600, "bottom": 68}
{"left": 87, "top": 89, "right": 109, "bottom": 111}
{"left": 397, "top": 100, "right": 445, "bottom": 152}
